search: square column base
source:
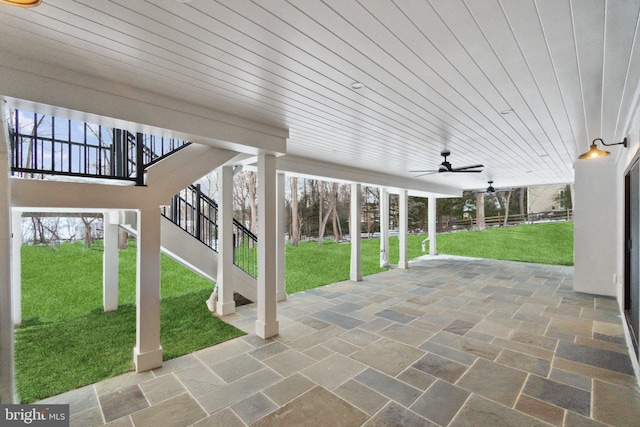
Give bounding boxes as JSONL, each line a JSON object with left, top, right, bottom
{"left": 216, "top": 300, "right": 236, "bottom": 316}
{"left": 255, "top": 319, "right": 279, "bottom": 339}
{"left": 133, "top": 347, "right": 163, "bottom": 372}
{"left": 350, "top": 273, "right": 363, "bottom": 282}
{"left": 276, "top": 291, "right": 287, "bottom": 302}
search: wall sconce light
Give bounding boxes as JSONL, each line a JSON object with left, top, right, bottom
{"left": 0, "top": 0, "right": 41, "bottom": 7}
{"left": 578, "top": 137, "right": 628, "bottom": 159}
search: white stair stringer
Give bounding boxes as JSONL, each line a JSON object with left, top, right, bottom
{"left": 120, "top": 216, "right": 257, "bottom": 303}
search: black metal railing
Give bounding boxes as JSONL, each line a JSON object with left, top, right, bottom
{"left": 8, "top": 110, "right": 257, "bottom": 277}
{"left": 8, "top": 110, "right": 189, "bottom": 183}
{"left": 161, "top": 184, "right": 258, "bottom": 278}
{"left": 232, "top": 218, "right": 258, "bottom": 278}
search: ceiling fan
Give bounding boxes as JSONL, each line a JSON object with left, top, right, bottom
{"left": 483, "top": 180, "right": 511, "bottom": 194}
{"left": 411, "top": 150, "right": 484, "bottom": 177}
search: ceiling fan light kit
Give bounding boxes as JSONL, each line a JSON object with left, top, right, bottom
{"left": 484, "top": 180, "right": 511, "bottom": 194}
{"left": 578, "top": 137, "right": 627, "bottom": 159}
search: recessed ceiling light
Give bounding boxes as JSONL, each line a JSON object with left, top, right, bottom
{"left": 351, "top": 82, "right": 365, "bottom": 90}
{"left": 0, "top": 0, "right": 41, "bottom": 6}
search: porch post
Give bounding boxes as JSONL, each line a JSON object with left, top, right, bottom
{"left": 380, "top": 187, "right": 390, "bottom": 268}
{"left": 428, "top": 196, "right": 437, "bottom": 255}
{"left": 276, "top": 172, "right": 287, "bottom": 302}
{"left": 398, "top": 189, "right": 409, "bottom": 269}
{"left": 134, "top": 206, "right": 163, "bottom": 372}
{"left": 574, "top": 157, "right": 618, "bottom": 295}
{"left": 256, "top": 153, "right": 279, "bottom": 338}
{"left": 217, "top": 165, "right": 235, "bottom": 315}
{"left": 103, "top": 211, "right": 119, "bottom": 312}
{"left": 351, "top": 183, "right": 362, "bottom": 281}
{"left": 0, "top": 114, "right": 17, "bottom": 403}
{"left": 11, "top": 211, "right": 21, "bottom": 325}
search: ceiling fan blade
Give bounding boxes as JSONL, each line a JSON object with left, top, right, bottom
{"left": 451, "top": 169, "right": 483, "bottom": 173}
{"left": 409, "top": 169, "right": 439, "bottom": 173}
{"left": 413, "top": 171, "right": 438, "bottom": 177}
{"left": 450, "top": 164, "right": 484, "bottom": 171}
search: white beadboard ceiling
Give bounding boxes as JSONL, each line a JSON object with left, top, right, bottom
{"left": 1, "top": 0, "right": 640, "bottom": 191}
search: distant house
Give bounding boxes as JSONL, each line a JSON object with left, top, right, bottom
{"left": 528, "top": 185, "right": 571, "bottom": 213}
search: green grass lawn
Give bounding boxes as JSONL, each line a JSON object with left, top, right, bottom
{"left": 16, "top": 241, "right": 245, "bottom": 402}
{"left": 436, "top": 221, "right": 574, "bottom": 266}
{"left": 16, "top": 221, "right": 573, "bottom": 402}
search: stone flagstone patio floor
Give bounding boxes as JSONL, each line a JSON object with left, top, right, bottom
{"left": 39, "top": 255, "right": 640, "bottom": 426}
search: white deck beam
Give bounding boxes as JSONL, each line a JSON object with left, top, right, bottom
{"left": 0, "top": 55, "right": 288, "bottom": 156}
{"left": 277, "top": 154, "right": 461, "bottom": 198}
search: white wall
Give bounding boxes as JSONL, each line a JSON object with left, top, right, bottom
{"left": 574, "top": 155, "right": 619, "bottom": 296}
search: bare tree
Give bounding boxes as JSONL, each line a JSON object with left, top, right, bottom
{"left": 81, "top": 216, "right": 97, "bottom": 248}
{"left": 330, "top": 182, "right": 342, "bottom": 241}
{"left": 501, "top": 191, "right": 512, "bottom": 226}
{"left": 201, "top": 170, "right": 219, "bottom": 200}
{"left": 317, "top": 182, "right": 338, "bottom": 245}
{"left": 29, "top": 215, "right": 48, "bottom": 244}
{"left": 233, "top": 171, "right": 250, "bottom": 227}
{"left": 42, "top": 217, "right": 62, "bottom": 249}
{"left": 246, "top": 171, "right": 257, "bottom": 234}
{"left": 290, "top": 176, "right": 300, "bottom": 246}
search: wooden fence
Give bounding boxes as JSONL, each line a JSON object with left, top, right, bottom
{"left": 437, "top": 209, "right": 573, "bottom": 233}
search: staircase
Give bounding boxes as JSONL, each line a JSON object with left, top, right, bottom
{"left": 8, "top": 109, "right": 258, "bottom": 302}
{"left": 161, "top": 184, "right": 257, "bottom": 301}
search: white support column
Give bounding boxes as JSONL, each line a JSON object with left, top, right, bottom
{"left": 574, "top": 156, "right": 618, "bottom": 295}
{"left": 398, "top": 189, "right": 409, "bottom": 269}
{"left": 256, "top": 154, "right": 279, "bottom": 339}
{"left": 103, "top": 211, "right": 119, "bottom": 312}
{"left": 217, "top": 165, "right": 235, "bottom": 315}
{"left": 0, "top": 112, "right": 17, "bottom": 403}
{"left": 276, "top": 172, "right": 287, "bottom": 302}
{"left": 428, "top": 196, "right": 437, "bottom": 256}
{"left": 133, "top": 207, "right": 163, "bottom": 372}
{"left": 11, "top": 211, "right": 21, "bottom": 325}
{"left": 350, "top": 183, "right": 362, "bottom": 281}
{"left": 379, "top": 188, "right": 390, "bottom": 268}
